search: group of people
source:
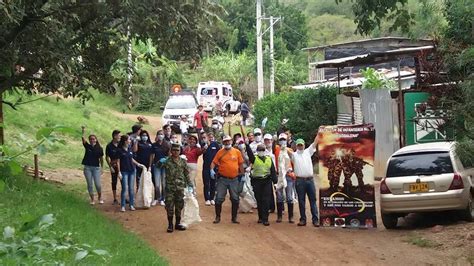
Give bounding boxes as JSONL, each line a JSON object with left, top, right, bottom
{"left": 81, "top": 113, "right": 321, "bottom": 233}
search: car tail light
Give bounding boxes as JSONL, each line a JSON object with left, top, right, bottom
{"left": 380, "top": 179, "right": 392, "bottom": 194}
{"left": 448, "top": 173, "right": 464, "bottom": 190}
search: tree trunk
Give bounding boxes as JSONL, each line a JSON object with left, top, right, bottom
{"left": 0, "top": 92, "right": 4, "bottom": 146}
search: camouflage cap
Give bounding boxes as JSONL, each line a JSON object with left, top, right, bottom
{"left": 171, "top": 143, "right": 181, "bottom": 150}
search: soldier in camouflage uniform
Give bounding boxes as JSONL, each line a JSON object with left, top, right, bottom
{"left": 341, "top": 149, "right": 367, "bottom": 193}
{"left": 162, "top": 143, "right": 193, "bottom": 233}
{"left": 326, "top": 151, "right": 343, "bottom": 191}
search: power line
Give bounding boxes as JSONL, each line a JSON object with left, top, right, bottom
{"left": 281, "top": 20, "right": 306, "bottom": 38}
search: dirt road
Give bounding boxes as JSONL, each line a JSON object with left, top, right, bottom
{"left": 61, "top": 113, "right": 474, "bottom": 265}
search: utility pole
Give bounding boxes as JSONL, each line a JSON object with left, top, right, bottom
{"left": 269, "top": 16, "right": 275, "bottom": 94}
{"left": 256, "top": 0, "right": 264, "bottom": 99}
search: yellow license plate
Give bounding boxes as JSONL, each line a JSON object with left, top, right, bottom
{"left": 409, "top": 183, "right": 429, "bottom": 193}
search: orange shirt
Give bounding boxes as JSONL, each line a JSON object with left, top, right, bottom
{"left": 212, "top": 147, "right": 244, "bottom": 178}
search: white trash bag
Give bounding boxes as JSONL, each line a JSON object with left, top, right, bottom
{"left": 135, "top": 166, "right": 154, "bottom": 209}
{"left": 239, "top": 172, "right": 257, "bottom": 213}
{"left": 181, "top": 189, "right": 201, "bottom": 228}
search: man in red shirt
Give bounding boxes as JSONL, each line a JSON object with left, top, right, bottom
{"left": 193, "top": 105, "right": 209, "bottom": 132}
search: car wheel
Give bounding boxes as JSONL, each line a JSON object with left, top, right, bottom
{"left": 460, "top": 192, "right": 473, "bottom": 222}
{"left": 382, "top": 213, "right": 398, "bottom": 229}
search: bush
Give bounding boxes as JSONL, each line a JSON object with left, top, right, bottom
{"left": 253, "top": 86, "right": 338, "bottom": 142}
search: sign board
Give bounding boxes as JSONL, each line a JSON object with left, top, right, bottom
{"left": 317, "top": 124, "right": 377, "bottom": 228}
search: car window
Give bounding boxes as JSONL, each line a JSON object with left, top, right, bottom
{"left": 165, "top": 98, "right": 196, "bottom": 109}
{"left": 200, "top": 87, "right": 217, "bottom": 96}
{"left": 223, "top": 87, "right": 229, "bottom": 96}
{"left": 386, "top": 151, "right": 454, "bottom": 177}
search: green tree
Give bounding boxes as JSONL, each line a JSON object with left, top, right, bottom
{"left": 0, "top": 0, "right": 223, "bottom": 144}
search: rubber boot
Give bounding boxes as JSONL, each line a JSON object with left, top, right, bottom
{"left": 288, "top": 203, "right": 294, "bottom": 223}
{"left": 167, "top": 216, "right": 174, "bottom": 233}
{"left": 213, "top": 204, "right": 222, "bottom": 224}
{"left": 276, "top": 202, "right": 283, "bottom": 223}
{"left": 231, "top": 201, "right": 240, "bottom": 224}
{"left": 175, "top": 216, "right": 186, "bottom": 231}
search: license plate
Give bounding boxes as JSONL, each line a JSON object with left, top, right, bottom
{"left": 409, "top": 183, "right": 429, "bottom": 193}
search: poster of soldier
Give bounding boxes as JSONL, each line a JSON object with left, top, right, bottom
{"left": 317, "top": 124, "right": 377, "bottom": 228}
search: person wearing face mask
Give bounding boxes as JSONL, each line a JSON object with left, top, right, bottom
{"left": 106, "top": 130, "right": 122, "bottom": 205}
{"left": 134, "top": 130, "right": 153, "bottom": 190}
{"left": 210, "top": 135, "right": 244, "bottom": 224}
{"left": 275, "top": 133, "right": 296, "bottom": 223}
{"left": 290, "top": 135, "right": 320, "bottom": 227}
{"left": 245, "top": 144, "right": 277, "bottom": 226}
{"left": 183, "top": 135, "right": 204, "bottom": 192}
{"left": 81, "top": 126, "right": 104, "bottom": 205}
{"left": 150, "top": 130, "right": 171, "bottom": 206}
{"left": 263, "top": 133, "right": 278, "bottom": 213}
{"left": 250, "top": 128, "right": 263, "bottom": 154}
{"left": 210, "top": 118, "right": 224, "bottom": 144}
{"left": 202, "top": 132, "right": 220, "bottom": 206}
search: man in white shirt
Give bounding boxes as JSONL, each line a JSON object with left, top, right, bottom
{"left": 291, "top": 135, "right": 319, "bottom": 227}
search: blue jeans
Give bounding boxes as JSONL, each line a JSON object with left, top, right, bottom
{"left": 202, "top": 167, "right": 216, "bottom": 201}
{"left": 295, "top": 178, "right": 318, "bottom": 223}
{"left": 276, "top": 176, "right": 295, "bottom": 203}
{"left": 83, "top": 165, "right": 101, "bottom": 195}
{"left": 215, "top": 177, "right": 240, "bottom": 205}
{"left": 152, "top": 164, "right": 166, "bottom": 201}
{"left": 121, "top": 171, "right": 135, "bottom": 208}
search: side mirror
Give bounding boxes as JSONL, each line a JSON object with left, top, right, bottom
{"left": 160, "top": 106, "right": 165, "bottom": 110}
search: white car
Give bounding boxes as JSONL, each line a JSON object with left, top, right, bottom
{"left": 161, "top": 94, "right": 197, "bottom": 133}
{"left": 380, "top": 142, "right": 474, "bottom": 229}
{"left": 196, "top": 81, "right": 240, "bottom": 115}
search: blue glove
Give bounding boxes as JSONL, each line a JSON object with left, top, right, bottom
{"left": 187, "top": 186, "right": 194, "bottom": 193}
{"left": 159, "top": 157, "right": 167, "bottom": 164}
{"left": 210, "top": 169, "right": 216, "bottom": 179}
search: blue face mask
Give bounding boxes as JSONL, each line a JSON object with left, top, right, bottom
{"left": 141, "top": 136, "right": 148, "bottom": 142}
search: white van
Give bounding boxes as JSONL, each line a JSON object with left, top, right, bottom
{"left": 196, "top": 81, "right": 240, "bottom": 115}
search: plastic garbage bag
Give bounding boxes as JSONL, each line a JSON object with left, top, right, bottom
{"left": 135, "top": 166, "right": 154, "bottom": 209}
{"left": 239, "top": 172, "right": 257, "bottom": 213}
{"left": 181, "top": 188, "right": 201, "bottom": 228}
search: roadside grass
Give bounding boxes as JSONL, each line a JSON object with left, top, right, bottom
{"left": 404, "top": 234, "right": 441, "bottom": 248}
{"left": 3, "top": 91, "right": 155, "bottom": 169}
{"left": 0, "top": 175, "right": 167, "bottom": 265}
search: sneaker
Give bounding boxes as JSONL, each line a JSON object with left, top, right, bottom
{"left": 210, "top": 200, "right": 215, "bottom": 206}
{"left": 130, "top": 206, "right": 136, "bottom": 211}
{"left": 90, "top": 200, "right": 95, "bottom": 205}
{"left": 99, "top": 200, "right": 104, "bottom": 205}
{"left": 160, "top": 201, "right": 165, "bottom": 206}
{"left": 120, "top": 207, "right": 126, "bottom": 212}
{"left": 151, "top": 200, "right": 158, "bottom": 206}
{"left": 205, "top": 200, "right": 211, "bottom": 206}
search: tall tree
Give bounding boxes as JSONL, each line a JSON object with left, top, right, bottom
{"left": 0, "top": 0, "right": 222, "bottom": 144}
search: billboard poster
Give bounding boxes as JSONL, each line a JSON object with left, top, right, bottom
{"left": 317, "top": 124, "right": 376, "bottom": 228}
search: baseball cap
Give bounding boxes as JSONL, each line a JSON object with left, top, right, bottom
{"left": 295, "top": 138, "right": 305, "bottom": 145}
{"left": 222, "top": 135, "right": 232, "bottom": 142}
{"left": 278, "top": 133, "right": 288, "bottom": 140}
{"left": 253, "top": 128, "right": 262, "bottom": 135}
{"left": 263, "top": 133, "right": 273, "bottom": 140}
{"left": 188, "top": 135, "right": 198, "bottom": 142}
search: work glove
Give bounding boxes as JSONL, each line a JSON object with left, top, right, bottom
{"left": 210, "top": 169, "right": 216, "bottom": 179}
{"left": 187, "top": 186, "right": 194, "bottom": 193}
{"left": 245, "top": 166, "right": 251, "bottom": 173}
{"left": 118, "top": 172, "right": 122, "bottom": 180}
{"left": 159, "top": 157, "right": 167, "bottom": 164}
{"left": 180, "top": 155, "right": 187, "bottom": 161}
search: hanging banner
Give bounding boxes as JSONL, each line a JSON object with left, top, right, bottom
{"left": 317, "top": 124, "right": 376, "bottom": 228}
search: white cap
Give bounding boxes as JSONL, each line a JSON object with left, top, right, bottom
{"left": 222, "top": 135, "right": 232, "bottom": 141}
{"left": 278, "top": 133, "right": 288, "bottom": 140}
{"left": 263, "top": 133, "right": 273, "bottom": 140}
{"left": 253, "top": 128, "right": 262, "bottom": 134}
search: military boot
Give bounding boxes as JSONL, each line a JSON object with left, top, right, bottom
{"left": 213, "top": 204, "right": 222, "bottom": 224}
{"left": 288, "top": 203, "right": 294, "bottom": 223}
{"left": 276, "top": 202, "right": 284, "bottom": 223}
{"left": 175, "top": 216, "right": 186, "bottom": 231}
{"left": 231, "top": 201, "right": 240, "bottom": 224}
{"left": 167, "top": 215, "right": 174, "bottom": 233}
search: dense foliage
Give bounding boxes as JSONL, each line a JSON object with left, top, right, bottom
{"left": 253, "top": 86, "right": 338, "bottom": 142}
